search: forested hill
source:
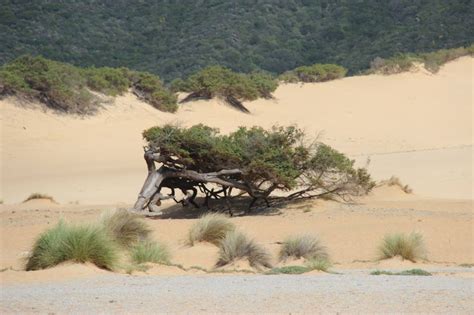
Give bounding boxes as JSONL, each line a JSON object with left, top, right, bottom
{"left": 1, "top": 0, "right": 473, "bottom": 81}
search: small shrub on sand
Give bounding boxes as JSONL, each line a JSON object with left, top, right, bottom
{"left": 378, "top": 176, "right": 412, "bottom": 193}
{"left": 369, "top": 44, "right": 474, "bottom": 75}
{"left": 100, "top": 209, "right": 151, "bottom": 248}
{"left": 26, "top": 220, "right": 119, "bottom": 271}
{"left": 267, "top": 265, "right": 309, "bottom": 275}
{"left": 130, "top": 241, "right": 170, "bottom": 265}
{"left": 187, "top": 213, "right": 235, "bottom": 246}
{"left": 279, "top": 235, "right": 328, "bottom": 262}
{"left": 305, "top": 258, "right": 331, "bottom": 272}
{"left": 23, "top": 193, "right": 55, "bottom": 203}
{"left": 216, "top": 231, "right": 272, "bottom": 269}
{"left": 268, "top": 259, "right": 330, "bottom": 275}
{"left": 378, "top": 232, "right": 426, "bottom": 262}
{"left": 459, "top": 263, "right": 474, "bottom": 268}
{"left": 371, "top": 269, "right": 431, "bottom": 276}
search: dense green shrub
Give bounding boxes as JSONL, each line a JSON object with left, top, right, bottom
{"left": 280, "top": 64, "right": 347, "bottom": 83}
{"left": 128, "top": 71, "right": 178, "bottom": 112}
{"left": 84, "top": 66, "right": 129, "bottom": 96}
{"left": 0, "top": 55, "right": 96, "bottom": 114}
{"left": 0, "top": 55, "right": 178, "bottom": 114}
{"left": 177, "top": 66, "right": 278, "bottom": 108}
{"left": 26, "top": 220, "right": 119, "bottom": 271}
{"left": 248, "top": 72, "right": 278, "bottom": 99}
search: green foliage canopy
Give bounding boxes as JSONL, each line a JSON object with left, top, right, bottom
{"left": 142, "top": 124, "right": 374, "bottom": 199}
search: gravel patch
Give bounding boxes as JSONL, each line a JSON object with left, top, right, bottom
{"left": 1, "top": 274, "right": 472, "bottom": 313}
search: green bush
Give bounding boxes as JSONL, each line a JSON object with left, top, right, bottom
{"left": 248, "top": 72, "right": 278, "bottom": 98}
{"left": 130, "top": 241, "right": 170, "bottom": 265}
{"left": 26, "top": 220, "right": 119, "bottom": 271}
{"left": 0, "top": 55, "right": 178, "bottom": 114}
{"left": 128, "top": 71, "right": 178, "bottom": 112}
{"left": 84, "top": 67, "right": 129, "bottom": 96}
{"left": 179, "top": 66, "right": 278, "bottom": 103}
{"left": 280, "top": 64, "right": 347, "bottom": 83}
{"left": 378, "top": 232, "right": 426, "bottom": 262}
{"left": 0, "top": 55, "right": 96, "bottom": 114}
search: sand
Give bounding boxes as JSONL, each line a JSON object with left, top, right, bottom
{"left": 1, "top": 57, "right": 472, "bottom": 204}
{"left": 0, "top": 58, "right": 473, "bottom": 294}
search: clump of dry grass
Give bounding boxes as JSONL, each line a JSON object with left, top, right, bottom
{"left": 130, "top": 241, "right": 170, "bottom": 265}
{"left": 378, "top": 232, "right": 426, "bottom": 262}
{"left": 23, "top": 193, "right": 56, "bottom": 203}
{"left": 279, "top": 234, "right": 329, "bottom": 262}
{"left": 216, "top": 231, "right": 272, "bottom": 269}
{"left": 26, "top": 220, "right": 119, "bottom": 271}
{"left": 378, "top": 176, "right": 413, "bottom": 194}
{"left": 100, "top": 209, "right": 151, "bottom": 248}
{"left": 187, "top": 213, "right": 235, "bottom": 246}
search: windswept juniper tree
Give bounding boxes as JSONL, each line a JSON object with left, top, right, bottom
{"left": 132, "top": 124, "right": 374, "bottom": 215}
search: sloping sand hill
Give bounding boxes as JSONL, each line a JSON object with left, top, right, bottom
{"left": 1, "top": 57, "right": 472, "bottom": 203}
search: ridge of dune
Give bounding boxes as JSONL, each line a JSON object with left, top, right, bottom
{"left": 1, "top": 57, "right": 472, "bottom": 203}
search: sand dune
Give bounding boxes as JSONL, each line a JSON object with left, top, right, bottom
{"left": 1, "top": 57, "right": 472, "bottom": 203}
{"left": 0, "top": 59, "right": 473, "bottom": 293}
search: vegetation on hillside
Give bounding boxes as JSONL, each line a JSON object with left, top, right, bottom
{"left": 0, "top": 55, "right": 177, "bottom": 114}
{"left": 280, "top": 64, "right": 347, "bottom": 83}
{"left": 175, "top": 66, "right": 278, "bottom": 112}
{"left": 1, "top": 1, "right": 472, "bottom": 80}
{"left": 1, "top": 44, "right": 470, "bottom": 115}
{"left": 369, "top": 44, "right": 474, "bottom": 74}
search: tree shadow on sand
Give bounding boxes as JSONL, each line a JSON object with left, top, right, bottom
{"left": 144, "top": 196, "right": 326, "bottom": 220}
